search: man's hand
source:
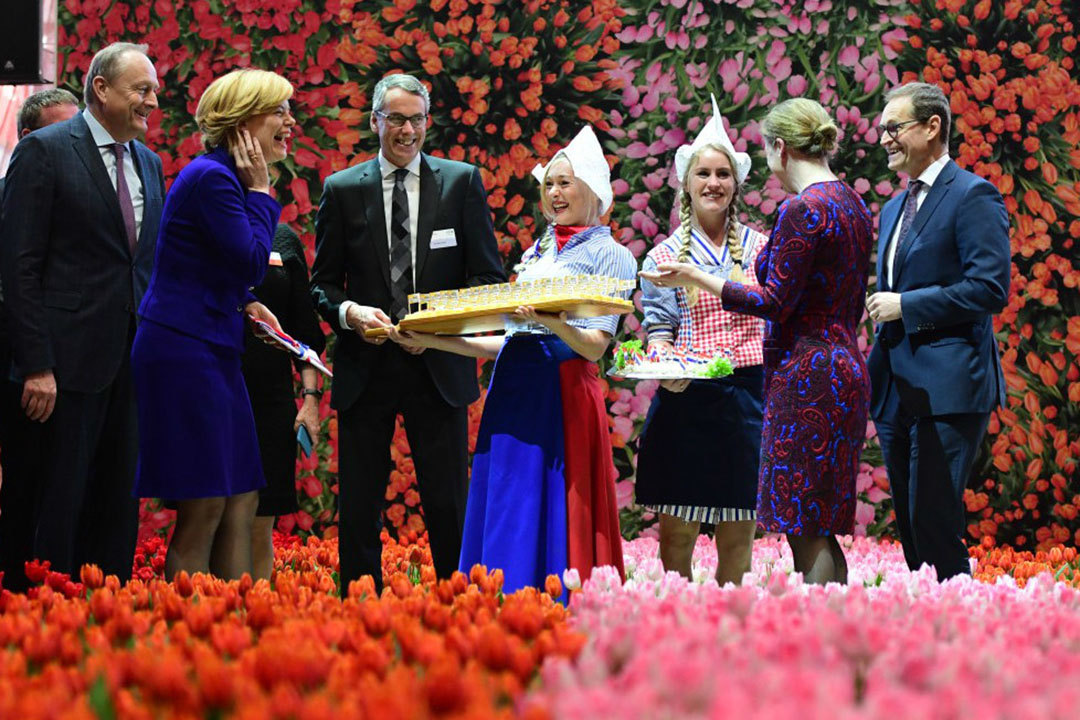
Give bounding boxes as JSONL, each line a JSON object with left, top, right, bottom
{"left": 866, "top": 292, "right": 903, "bottom": 323}
{"left": 22, "top": 370, "right": 57, "bottom": 422}
{"left": 346, "top": 304, "right": 393, "bottom": 344}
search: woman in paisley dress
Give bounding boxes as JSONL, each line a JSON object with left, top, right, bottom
{"left": 642, "top": 98, "right": 873, "bottom": 584}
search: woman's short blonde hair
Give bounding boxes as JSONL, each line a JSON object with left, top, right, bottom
{"left": 539, "top": 154, "right": 603, "bottom": 225}
{"left": 196, "top": 69, "right": 293, "bottom": 151}
{"left": 760, "top": 98, "right": 838, "bottom": 158}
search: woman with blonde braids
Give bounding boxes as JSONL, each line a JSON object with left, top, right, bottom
{"left": 643, "top": 98, "right": 873, "bottom": 585}
{"left": 635, "top": 96, "right": 768, "bottom": 585}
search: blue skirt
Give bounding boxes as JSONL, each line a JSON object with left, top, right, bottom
{"left": 459, "top": 335, "right": 575, "bottom": 598}
{"left": 131, "top": 319, "right": 265, "bottom": 500}
{"left": 635, "top": 366, "right": 764, "bottom": 511}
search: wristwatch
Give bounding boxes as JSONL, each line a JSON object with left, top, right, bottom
{"left": 301, "top": 388, "right": 322, "bottom": 399}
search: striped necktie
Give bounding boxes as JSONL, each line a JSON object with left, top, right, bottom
{"left": 389, "top": 168, "right": 412, "bottom": 321}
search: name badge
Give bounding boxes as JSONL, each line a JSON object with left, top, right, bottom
{"left": 430, "top": 228, "right": 457, "bottom": 249}
{"left": 268, "top": 252, "right": 283, "bottom": 266}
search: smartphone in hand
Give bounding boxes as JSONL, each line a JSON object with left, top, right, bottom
{"left": 297, "top": 424, "right": 313, "bottom": 457}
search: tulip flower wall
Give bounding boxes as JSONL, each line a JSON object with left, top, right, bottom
{"left": 55, "top": 0, "right": 1078, "bottom": 551}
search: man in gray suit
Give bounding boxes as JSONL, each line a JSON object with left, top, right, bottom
{"left": 0, "top": 42, "right": 165, "bottom": 583}
{"left": 0, "top": 88, "right": 79, "bottom": 592}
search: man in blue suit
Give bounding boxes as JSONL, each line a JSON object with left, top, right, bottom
{"left": 866, "top": 82, "right": 1010, "bottom": 580}
{"left": 0, "top": 42, "right": 165, "bottom": 583}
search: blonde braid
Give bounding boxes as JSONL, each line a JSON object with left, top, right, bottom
{"left": 725, "top": 214, "right": 745, "bottom": 283}
{"left": 676, "top": 189, "right": 699, "bottom": 307}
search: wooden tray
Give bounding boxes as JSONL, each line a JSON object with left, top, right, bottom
{"left": 364, "top": 297, "right": 633, "bottom": 337}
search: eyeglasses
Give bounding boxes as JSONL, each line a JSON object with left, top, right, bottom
{"left": 375, "top": 111, "right": 427, "bottom": 128}
{"left": 876, "top": 119, "right": 922, "bottom": 141}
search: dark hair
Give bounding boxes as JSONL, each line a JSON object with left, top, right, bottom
{"left": 884, "top": 82, "right": 951, "bottom": 147}
{"left": 17, "top": 88, "right": 79, "bottom": 135}
{"left": 83, "top": 42, "right": 150, "bottom": 107}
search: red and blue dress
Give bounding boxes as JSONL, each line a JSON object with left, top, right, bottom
{"left": 458, "top": 224, "right": 636, "bottom": 597}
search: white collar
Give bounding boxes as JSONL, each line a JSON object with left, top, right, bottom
{"left": 82, "top": 108, "right": 131, "bottom": 151}
{"left": 378, "top": 150, "right": 422, "bottom": 178}
{"left": 913, "top": 152, "right": 950, "bottom": 189}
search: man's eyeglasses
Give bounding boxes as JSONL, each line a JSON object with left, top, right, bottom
{"left": 375, "top": 111, "right": 427, "bottom": 129}
{"left": 876, "top": 118, "right": 922, "bottom": 141}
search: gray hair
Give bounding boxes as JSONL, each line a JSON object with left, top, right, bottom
{"left": 17, "top": 88, "right": 79, "bottom": 135}
{"left": 372, "top": 74, "right": 430, "bottom": 114}
{"left": 884, "top": 82, "right": 951, "bottom": 147}
{"left": 83, "top": 42, "right": 150, "bottom": 107}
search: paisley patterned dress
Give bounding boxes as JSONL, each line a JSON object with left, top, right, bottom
{"left": 721, "top": 181, "right": 873, "bottom": 536}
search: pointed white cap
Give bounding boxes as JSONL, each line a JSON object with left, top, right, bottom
{"left": 532, "top": 125, "right": 613, "bottom": 215}
{"left": 674, "top": 94, "right": 751, "bottom": 185}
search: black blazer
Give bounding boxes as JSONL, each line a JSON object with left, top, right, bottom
{"left": 0, "top": 113, "right": 164, "bottom": 393}
{"left": 311, "top": 153, "right": 505, "bottom": 411}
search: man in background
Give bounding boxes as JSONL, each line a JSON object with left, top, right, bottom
{"left": 0, "top": 88, "right": 80, "bottom": 592}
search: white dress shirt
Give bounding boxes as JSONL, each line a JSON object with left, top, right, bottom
{"left": 83, "top": 109, "right": 145, "bottom": 242}
{"left": 885, "top": 151, "right": 950, "bottom": 287}
{"left": 339, "top": 151, "right": 423, "bottom": 329}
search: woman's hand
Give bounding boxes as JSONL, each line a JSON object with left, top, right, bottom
{"left": 660, "top": 378, "right": 692, "bottom": 393}
{"left": 294, "top": 394, "right": 320, "bottom": 443}
{"left": 230, "top": 128, "right": 270, "bottom": 194}
{"left": 639, "top": 262, "right": 704, "bottom": 289}
{"left": 515, "top": 305, "right": 568, "bottom": 330}
{"left": 246, "top": 300, "right": 283, "bottom": 338}
{"left": 387, "top": 327, "right": 428, "bottom": 355}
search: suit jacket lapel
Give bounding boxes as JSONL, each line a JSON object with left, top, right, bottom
{"left": 877, "top": 197, "right": 903, "bottom": 291}
{"left": 70, "top": 115, "right": 128, "bottom": 244}
{"left": 893, "top": 160, "right": 956, "bottom": 285}
{"left": 414, "top": 156, "right": 441, "bottom": 283}
{"left": 129, "top": 143, "right": 155, "bottom": 260}
{"left": 359, "top": 161, "right": 392, "bottom": 292}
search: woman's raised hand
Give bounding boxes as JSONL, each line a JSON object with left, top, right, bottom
{"left": 230, "top": 128, "right": 270, "bottom": 194}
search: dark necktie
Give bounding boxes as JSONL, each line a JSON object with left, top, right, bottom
{"left": 389, "top": 168, "right": 413, "bottom": 321}
{"left": 890, "top": 179, "right": 924, "bottom": 285}
{"left": 111, "top": 143, "right": 138, "bottom": 254}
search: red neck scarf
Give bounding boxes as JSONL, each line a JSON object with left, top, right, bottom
{"left": 554, "top": 224, "right": 589, "bottom": 251}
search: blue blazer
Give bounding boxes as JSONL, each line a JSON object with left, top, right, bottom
{"left": 868, "top": 160, "right": 1010, "bottom": 418}
{"left": 139, "top": 147, "right": 281, "bottom": 352}
{"left": 0, "top": 113, "right": 164, "bottom": 392}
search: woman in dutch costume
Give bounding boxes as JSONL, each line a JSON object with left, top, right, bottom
{"left": 635, "top": 97, "right": 768, "bottom": 585}
{"left": 395, "top": 126, "right": 635, "bottom": 596}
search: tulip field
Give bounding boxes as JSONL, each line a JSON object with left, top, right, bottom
{"left": 2, "top": 533, "right": 1079, "bottom": 719}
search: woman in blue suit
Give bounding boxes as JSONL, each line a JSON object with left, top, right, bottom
{"left": 133, "top": 69, "right": 295, "bottom": 580}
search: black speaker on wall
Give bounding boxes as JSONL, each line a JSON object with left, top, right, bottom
{"left": 0, "top": 0, "right": 45, "bottom": 85}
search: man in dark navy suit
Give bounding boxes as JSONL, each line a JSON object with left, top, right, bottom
{"left": 311, "top": 74, "right": 505, "bottom": 595}
{"left": 0, "top": 88, "right": 80, "bottom": 592}
{"left": 866, "top": 82, "right": 1010, "bottom": 580}
{"left": 0, "top": 43, "right": 165, "bottom": 584}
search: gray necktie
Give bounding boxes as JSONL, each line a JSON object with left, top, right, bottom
{"left": 388, "top": 168, "right": 413, "bottom": 321}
